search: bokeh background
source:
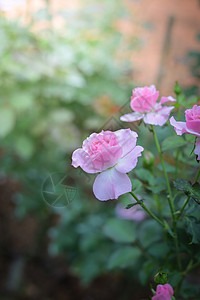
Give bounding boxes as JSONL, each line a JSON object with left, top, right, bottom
{"left": 0, "top": 1, "right": 199, "bottom": 299}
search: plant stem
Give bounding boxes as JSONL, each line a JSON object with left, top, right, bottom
{"left": 178, "top": 196, "right": 190, "bottom": 219}
{"left": 183, "top": 259, "right": 200, "bottom": 276}
{"left": 129, "top": 191, "right": 165, "bottom": 228}
{"left": 178, "top": 168, "right": 200, "bottom": 219}
{"left": 151, "top": 125, "right": 182, "bottom": 270}
{"left": 151, "top": 125, "right": 175, "bottom": 219}
{"left": 195, "top": 168, "right": 200, "bottom": 182}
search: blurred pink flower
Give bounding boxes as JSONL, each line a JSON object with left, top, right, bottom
{"left": 115, "top": 200, "right": 146, "bottom": 222}
{"left": 120, "top": 85, "right": 176, "bottom": 126}
{"left": 72, "top": 129, "right": 143, "bottom": 201}
{"left": 170, "top": 105, "right": 200, "bottom": 160}
{"left": 152, "top": 284, "right": 174, "bottom": 300}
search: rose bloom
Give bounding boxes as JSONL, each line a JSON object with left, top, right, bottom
{"left": 152, "top": 284, "right": 174, "bottom": 300}
{"left": 170, "top": 104, "right": 200, "bottom": 160}
{"left": 72, "top": 129, "right": 143, "bottom": 201}
{"left": 120, "top": 85, "right": 176, "bottom": 126}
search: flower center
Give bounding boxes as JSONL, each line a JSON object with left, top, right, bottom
{"left": 86, "top": 131, "right": 119, "bottom": 158}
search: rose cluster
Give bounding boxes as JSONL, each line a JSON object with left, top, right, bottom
{"left": 72, "top": 85, "right": 199, "bottom": 201}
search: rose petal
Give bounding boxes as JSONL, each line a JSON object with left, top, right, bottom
{"left": 93, "top": 168, "right": 132, "bottom": 201}
{"left": 170, "top": 117, "right": 189, "bottom": 136}
{"left": 131, "top": 90, "right": 159, "bottom": 113}
{"left": 170, "top": 117, "right": 200, "bottom": 137}
{"left": 120, "top": 112, "right": 144, "bottom": 122}
{"left": 160, "top": 96, "right": 176, "bottom": 104}
{"left": 194, "top": 138, "right": 200, "bottom": 160}
{"left": 72, "top": 148, "right": 99, "bottom": 173}
{"left": 72, "top": 145, "right": 122, "bottom": 174}
{"left": 152, "top": 293, "right": 171, "bottom": 300}
{"left": 144, "top": 106, "right": 174, "bottom": 126}
{"left": 152, "top": 284, "right": 174, "bottom": 300}
{"left": 115, "top": 145, "right": 144, "bottom": 173}
{"left": 186, "top": 120, "right": 200, "bottom": 134}
{"left": 115, "top": 129, "right": 138, "bottom": 158}
{"left": 90, "top": 145, "right": 122, "bottom": 172}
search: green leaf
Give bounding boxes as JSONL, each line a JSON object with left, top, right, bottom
{"left": 108, "top": 246, "right": 140, "bottom": 269}
{"left": 103, "top": 218, "right": 136, "bottom": 243}
{"left": 190, "top": 183, "right": 200, "bottom": 203}
{"left": 135, "top": 169, "right": 156, "bottom": 186}
{"left": 0, "top": 108, "right": 15, "bottom": 137}
{"left": 147, "top": 178, "right": 166, "bottom": 194}
{"left": 169, "top": 271, "right": 182, "bottom": 286}
{"left": 131, "top": 178, "right": 143, "bottom": 193}
{"left": 173, "top": 180, "right": 200, "bottom": 204}
{"left": 148, "top": 242, "right": 170, "bottom": 258}
{"left": 139, "top": 261, "right": 155, "bottom": 285}
{"left": 138, "top": 219, "right": 162, "bottom": 248}
{"left": 161, "top": 136, "right": 187, "bottom": 152}
{"left": 185, "top": 216, "right": 200, "bottom": 244}
{"left": 173, "top": 179, "right": 192, "bottom": 193}
{"left": 157, "top": 162, "right": 175, "bottom": 173}
{"left": 15, "top": 136, "right": 34, "bottom": 159}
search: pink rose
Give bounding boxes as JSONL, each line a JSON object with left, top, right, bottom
{"left": 72, "top": 129, "right": 143, "bottom": 201}
{"left": 120, "top": 85, "right": 176, "bottom": 126}
{"left": 152, "top": 284, "right": 174, "bottom": 300}
{"left": 170, "top": 105, "right": 200, "bottom": 160}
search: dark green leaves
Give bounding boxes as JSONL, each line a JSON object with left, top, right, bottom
{"left": 138, "top": 220, "right": 162, "bottom": 248}
{"left": 103, "top": 219, "right": 136, "bottom": 243}
{"left": 184, "top": 216, "right": 200, "bottom": 244}
{"left": 135, "top": 168, "right": 156, "bottom": 186}
{"left": 173, "top": 179, "right": 200, "bottom": 204}
{"left": 161, "top": 136, "right": 187, "bottom": 152}
{"left": 108, "top": 247, "right": 140, "bottom": 269}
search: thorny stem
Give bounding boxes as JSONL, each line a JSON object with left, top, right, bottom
{"left": 129, "top": 191, "right": 165, "bottom": 228}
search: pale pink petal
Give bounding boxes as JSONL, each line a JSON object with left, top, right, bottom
{"left": 131, "top": 90, "right": 159, "bottom": 113}
{"left": 170, "top": 117, "right": 188, "bottom": 135}
{"left": 72, "top": 146, "right": 122, "bottom": 174}
{"left": 115, "top": 145, "right": 144, "bottom": 173}
{"left": 115, "top": 129, "right": 138, "bottom": 158}
{"left": 194, "top": 138, "right": 200, "bottom": 160}
{"left": 93, "top": 168, "right": 132, "bottom": 201}
{"left": 144, "top": 106, "right": 174, "bottom": 126}
{"left": 186, "top": 120, "right": 200, "bottom": 133}
{"left": 72, "top": 148, "right": 99, "bottom": 173}
{"left": 160, "top": 96, "right": 176, "bottom": 104}
{"left": 90, "top": 145, "right": 122, "bottom": 172}
{"left": 120, "top": 112, "right": 144, "bottom": 122}
{"left": 170, "top": 117, "right": 200, "bottom": 137}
